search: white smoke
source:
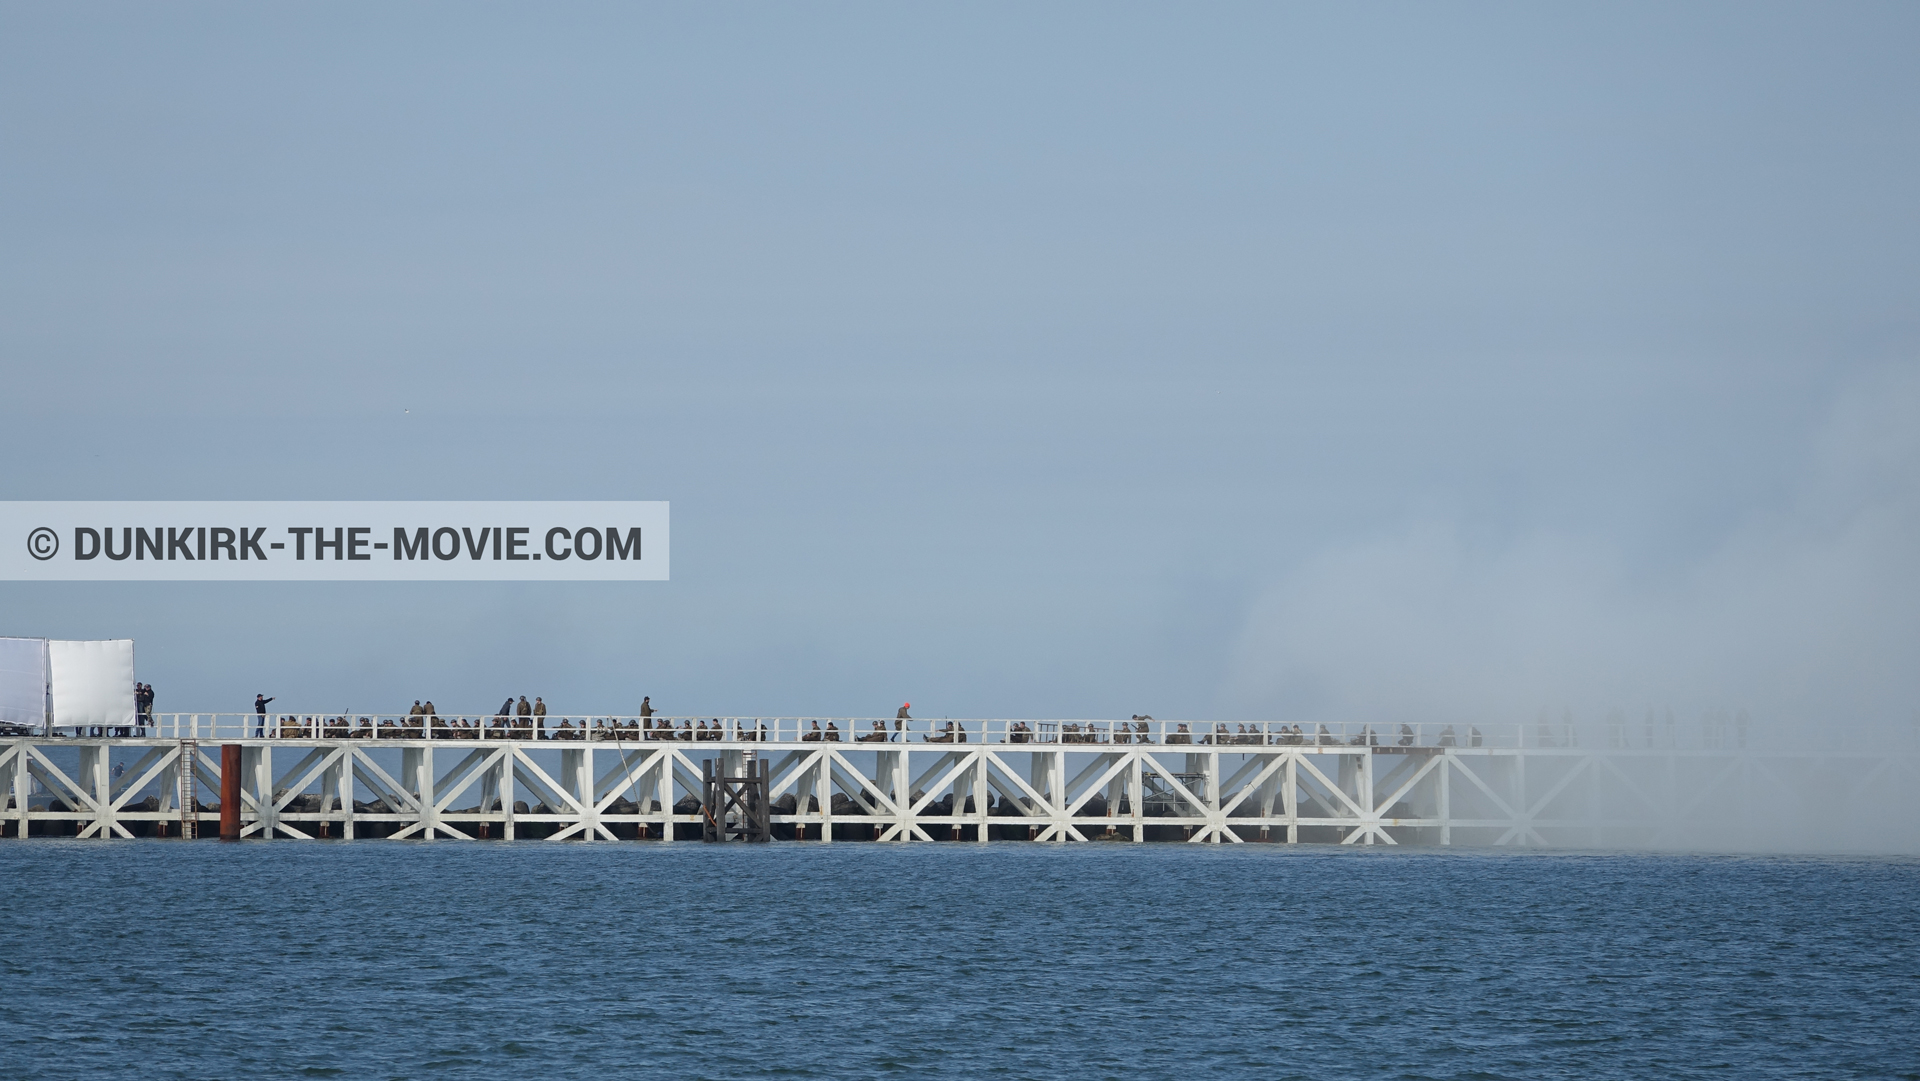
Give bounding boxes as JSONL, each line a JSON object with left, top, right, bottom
{"left": 1225, "top": 363, "right": 1920, "bottom": 733}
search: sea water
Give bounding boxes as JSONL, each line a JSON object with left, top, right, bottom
{"left": 1, "top": 842, "right": 1914, "bottom": 1080}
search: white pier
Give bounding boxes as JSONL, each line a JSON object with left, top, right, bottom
{"left": 3, "top": 715, "right": 1914, "bottom": 847}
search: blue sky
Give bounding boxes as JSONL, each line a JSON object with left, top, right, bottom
{"left": 3, "top": 3, "right": 1916, "bottom": 725}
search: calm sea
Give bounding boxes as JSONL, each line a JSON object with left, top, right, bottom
{"left": 1, "top": 842, "right": 1914, "bottom": 1080}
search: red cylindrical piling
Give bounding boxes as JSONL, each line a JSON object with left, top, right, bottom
{"left": 220, "top": 744, "right": 242, "bottom": 840}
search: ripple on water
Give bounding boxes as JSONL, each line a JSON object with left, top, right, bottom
{"left": 0, "top": 843, "right": 1915, "bottom": 1079}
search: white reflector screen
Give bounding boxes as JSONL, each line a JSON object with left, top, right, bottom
{"left": 49, "top": 639, "right": 135, "bottom": 728}
{"left": 0, "top": 636, "right": 48, "bottom": 728}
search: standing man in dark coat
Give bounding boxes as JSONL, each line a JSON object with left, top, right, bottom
{"left": 894, "top": 703, "right": 910, "bottom": 741}
{"left": 254, "top": 693, "right": 274, "bottom": 737}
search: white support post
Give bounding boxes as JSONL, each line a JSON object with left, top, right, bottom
{"left": 245, "top": 745, "right": 269, "bottom": 839}
{"left": 894, "top": 749, "right": 909, "bottom": 842}
{"left": 1130, "top": 752, "right": 1144, "bottom": 843}
{"left": 341, "top": 748, "right": 358, "bottom": 840}
{"left": 84, "top": 745, "right": 110, "bottom": 839}
{"left": 157, "top": 753, "right": 179, "bottom": 831}
{"left": 1052, "top": 749, "right": 1066, "bottom": 840}
{"left": 818, "top": 754, "right": 833, "bottom": 843}
{"left": 1439, "top": 752, "right": 1451, "bottom": 846}
{"left": 1257, "top": 757, "right": 1277, "bottom": 841}
{"left": 97, "top": 744, "right": 114, "bottom": 838}
{"left": 415, "top": 745, "right": 435, "bottom": 841}
{"left": 1284, "top": 753, "right": 1298, "bottom": 844}
{"left": 12, "top": 744, "right": 27, "bottom": 836}
{"left": 871, "top": 749, "right": 891, "bottom": 840}
{"left": 1208, "top": 750, "right": 1221, "bottom": 843}
{"left": 401, "top": 746, "right": 423, "bottom": 838}
{"left": 1028, "top": 752, "right": 1047, "bottom": 840}
{"left": 1361, "top": 750, "right": 1375, "bottom": 845}
{"left": 653, "top": 751, "right": 671, "bottom": 843}
{"left": 561, "top": 747, "right": 586, "bottom": 839}
{"left": 974, "top": 751, "right": 989, "bottom": 844}
{"left": 322, "top": 753, "right": 344, "bottom": 840}
{"left": 501, "top": 750, "right": 518, "bottom": 842}
{"left": 581, "top": 745, "right": 596, "bottom": 839}
{"left": 478, "top": 759, "right": 499, "bottom": 840}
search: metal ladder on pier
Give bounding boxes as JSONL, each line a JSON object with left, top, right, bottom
{"left": 179, "top": 741, "right": 198, "bottom": 840}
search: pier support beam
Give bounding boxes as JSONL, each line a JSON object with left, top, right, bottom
{"left": 7, "top": 727, "right": 1911, "bottom": 848}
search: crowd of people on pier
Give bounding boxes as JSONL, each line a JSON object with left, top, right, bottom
{"left": 176, "top": 699, "right": 1494, "bottom": 747}
{"left": 32, "top": 682, "right": 1496, "bottom": 751}
{"left": 80, "top": 688, "right": 1483, "bottom": 749}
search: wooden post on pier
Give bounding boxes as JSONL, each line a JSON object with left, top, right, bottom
{"left": 219, "top": 744, "right": 242, "bottom": 840}
{"left": 749, "top": 757, "right": 769, "bottom": 841}
{"left": 702, "top": 758, "right": 769, "bottom": 842}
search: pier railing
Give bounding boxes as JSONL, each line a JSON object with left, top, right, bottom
{"left": 33, "top": 713, "right": 1915, "bottom": 752}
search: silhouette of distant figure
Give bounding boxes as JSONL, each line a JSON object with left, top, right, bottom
{"left": 894, "top": 702, "right": 911, "bottom": 742}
